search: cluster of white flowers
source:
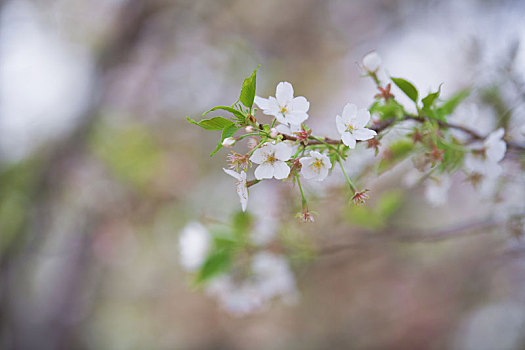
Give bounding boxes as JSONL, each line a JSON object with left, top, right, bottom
{"left": 178, "top": 222, "right": 297, "bottom": 315}
{"left": 223, "top": 80, "right": 377, "bottom": 212}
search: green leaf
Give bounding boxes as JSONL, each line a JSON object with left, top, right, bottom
{"left": 422, "top": 84, "right": 442, "bottom": 111}
{"left": 436, "top": 88, "right": 470, "bottom": 117}
{"left": 369, "top": 100, "right": 405, "bottom": 121}
{"left": 186, "top": 116, "right": 234, "bottom": 131}
{"left": 391, "top": 77, "right": 419, "bottom": 103}
{"left": 210, "top": 124, "right": 239, "bottom": 157}
{"left": 195, "top": 249, "right": 232, "bottom": 284}
{"left": 203, "top": 106, "right": 246, "bottom": 124}
{"left": 232, "top": 211, "right": 252, "bottom": 240}
{"left": 240, "top": 66, "right": 259, "bottom": 109}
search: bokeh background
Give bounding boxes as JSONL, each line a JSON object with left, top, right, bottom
{"left": 1, "top": 0, "right": 525, "bottom": 349}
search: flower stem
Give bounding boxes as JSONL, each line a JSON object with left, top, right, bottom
{"left": 295, "top": 174, "right": 307, "bottom": 208}
{"left": 336, "top": 157, "right": 357, "bottom": 194}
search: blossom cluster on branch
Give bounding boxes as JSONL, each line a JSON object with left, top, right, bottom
{"left": 182, "top": 52, "right": 525, "bottom": 314}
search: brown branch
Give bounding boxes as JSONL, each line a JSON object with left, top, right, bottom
{"left": 318, "top": 218, "right": 498, "bottom": 257}
{"left": 276, "top": 115, "right": 525, "bottom": 151}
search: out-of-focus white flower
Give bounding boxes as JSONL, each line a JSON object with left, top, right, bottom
{"left": 179, "top": 222, "right": 211, "bottom": 271}
{"left": 206, "top": 252, "right": 297, "bottom": 315}
{"left": 245, "top": 125, "right": 255, "bottom": 133}
{"left": 362, "top": 51, "right": 382, "bottom": 72}
{"left": 222, "top": 137, "right": 236, "bottom": 148}
{"left": 254, "top": 82, "right": 309, "bottom": 127}
{"left": 484, "top": 128, "right": 506, "bottom": 162}
{"left": 250, "top": 142, "right": 292, "bottom": 180}
{"left": 464, "top": 154, "right": 501, "bottom": 196}
{"left": 223, "top": 168, "right": 248, "bottom": 211}
{"left": 299, "top": 151, "right": 332, "bottom": 181}
{"left": 424, "top": 175, "right": 452, "bottom": 207}
{"left": 336, "top": 103, "right": 377, "bottom": 149}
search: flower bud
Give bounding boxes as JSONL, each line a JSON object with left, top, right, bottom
{"left": 245, "top": 125, "right": 255, "bottom": 133}
{"left": 362, "top": 51, "right": 381, "bottom": 72}
{"left": 270, "top": 128, "right": 279, "bottom": 138}
{"left": 222, "top": 137, "right": 236, "bottom": 148}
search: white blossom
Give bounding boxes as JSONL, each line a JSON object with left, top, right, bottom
{"left": 362, "top": 51, "right": 382, "bottom": 72}
{"left": 336, "top": 103, "right": 377, "bottom": 148}
{"left": 424, "top": 175, "right": 452, "bottom": 207}
{"left": 464, "top": 154, "right": 502, "bottom": 196}
{"left": 206, "top": 252, "right": 297, "bottom": 315}
{"left": 223, "top": 168, "right": 248, "bottom": 211}
{"left": 250, "top": 142, "right": 293, "bottom": 180}
{"left": 299, "top": 151, "right": 332, "bottom": 181}
{"left": 254, "top": 82, "right": 310, "bottom": 127}
{"left": 222, "top": 137, "right": 236, "bottom": 148}
{"left": 484, "top": 128, "right": 506, "bottom": 163}
{"left": 178, "top": 222, "right": 211, "bottom": 272}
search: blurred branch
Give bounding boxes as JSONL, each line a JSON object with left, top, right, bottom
{"left": 280, "top": 115, "right": 525, "bottom": 151}
{"left": 318, "top": 218, "right": 498, "bottom": 257}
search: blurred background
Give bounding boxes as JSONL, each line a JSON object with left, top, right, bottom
{"left": 1, "top": 0, "right": 525, "bottom": 349}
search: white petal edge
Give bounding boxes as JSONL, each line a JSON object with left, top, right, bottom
{"left": 273, "top": 161, "right": 290, "bottom": 179}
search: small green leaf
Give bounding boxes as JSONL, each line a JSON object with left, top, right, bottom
{"left": 436, "top": 88, "right": 470, "bottom": 117}
{"left": 210, "top": 124, "right": 239, "bottom": 157}
{"left": 422, "top": 84, "right": 442, "bottom": 111}
{"left": 240, "top": 66, "right": 259, "bottom": 109}
{"left": 195, "top": 249, "right": 232, "bottom": 284}
{"left": 391, "top": 77, "right": 419, "bottom": 103}
{"left": 203, "top": 106, "right": 246, "bottom": 124}
{"left": 369, "top": 100, "right": 405, "bottom": 121}
{"left": 187, "top": 116, "right": 234, "bottom": 131}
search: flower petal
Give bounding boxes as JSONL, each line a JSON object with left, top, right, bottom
{"left": 250, "top": 144, "right": 270, "bottom": 164}
{"left": 223, "top": 168, "right": 242, "bottom": 180}
{"left": 336, "top": 115, "right": 347, "bottom": 134}
{"left": 290, "top": 96, "right": 310, "bottom": 112}
{"left": 285, "top": 111, "right": 308, "bottom": 125}
{"left": 254, "top": 162, "right": 274, "bottom": 179}
{"left": 276, "top": 82, "right": 294, "bottom": 106}
{"left": 254, "top": 96, "right": 270, "bottom": 110}
{"left": 299, "top": 156, "right": 313, "bottom": 167}
{"left": 342, "top": 103, "right": 357, "bottom": 120}
{"left": 341, "top": 132, "right": 356, "bottom": 148}
{"left": 273, "top": 161, "right": 290, "bottom": 179}
{"left": 236, "top": 182, "right": 248, "bottom": 211}
{"left": 355, "top": 109, "right": 371, "bottom": 129}
{"left": 353, "top": 128, "right": 377, "bottom": 141}
{"left": 274, "top": 142, "right": 293, "bottom": 161}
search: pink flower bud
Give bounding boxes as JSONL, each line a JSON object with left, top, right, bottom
{"left": 270, "top": 128, "right": 279, "bottom": 138}
{"left": 245, "top": 126, "right": 255, "bottom": 133}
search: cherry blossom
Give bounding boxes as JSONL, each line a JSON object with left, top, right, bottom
{"left": 484, "top": 128, "right": 506, "bottom": 162}
{"left": 254, "top": 82, "right": 310, "bottom": 127}
{"left": 336, "top": 103, "right": 377, "bottom": 148}
{"left": 250, "top": 142, "right": 293, "bottom": 180}
{"left": 299, "top": 151, "right": 331, "bottom": 181}
{"left": 223, "top": 168, "right": 248, "bottom": 211}
{"left": 178, "top": 222, "right": 211, "bottom": 272}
